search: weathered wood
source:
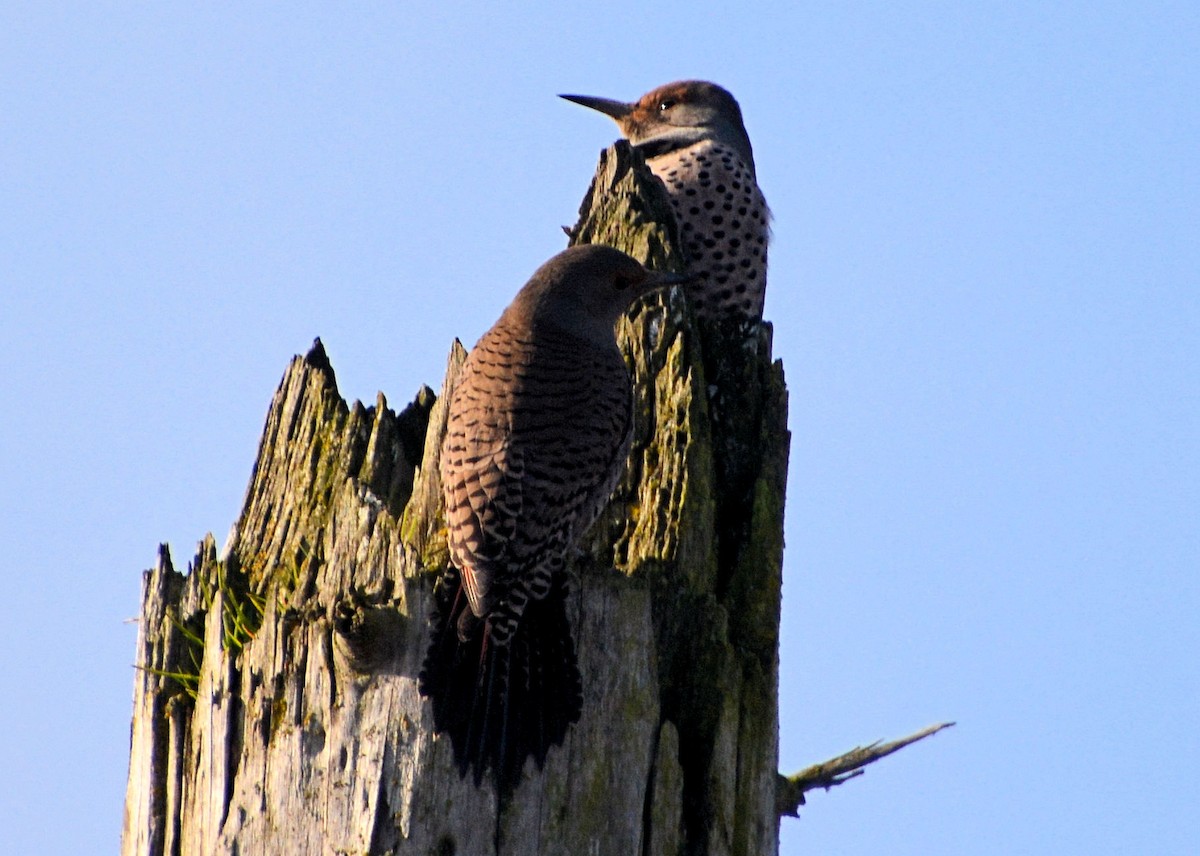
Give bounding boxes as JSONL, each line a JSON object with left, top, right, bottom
{"left": 776, "top": 722, "right": 957, "bottom": 818}
{"left": 122, "top": 141, "right": 789, "bottom": 856}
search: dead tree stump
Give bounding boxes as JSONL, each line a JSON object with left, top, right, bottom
{"left": 122, "top": 141, "right": 789, "bottom": 856}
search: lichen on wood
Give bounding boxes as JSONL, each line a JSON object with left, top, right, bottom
{"left": 122, "top": 141, "right": 789, "bottom": 856}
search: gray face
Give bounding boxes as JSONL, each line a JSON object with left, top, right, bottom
{"left": 514, "top": 245, "right": 688, "bottom": 343}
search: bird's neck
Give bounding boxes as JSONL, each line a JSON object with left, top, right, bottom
{"left": 634, "top": 128, "right": 756, "bottom": 175}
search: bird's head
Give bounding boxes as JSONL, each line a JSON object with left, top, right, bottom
{"left": 514, "top": 245, "right": 689, "bottom": 346}
{"left": 560, "top": 80, "right": 755, "bottom": 173}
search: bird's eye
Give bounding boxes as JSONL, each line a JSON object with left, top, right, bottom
{"left": 658, "top": 99, "right": 677, "bottom": 112}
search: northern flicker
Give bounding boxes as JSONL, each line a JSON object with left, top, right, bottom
{"left": 419, "top": 244, "right": 687, "bottom": 792}
{"left": 561, "top": 80, "right": 769, "bottom": 325}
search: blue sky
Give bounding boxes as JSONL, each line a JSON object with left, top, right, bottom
{"left": 1, "top": 3, "right": 1196, "bottom": 854}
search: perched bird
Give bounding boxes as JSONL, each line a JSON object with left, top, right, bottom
{"left": 420, "top": 245, "right": 687, "bottom": 792}
{"left": 561, "top": 80, "right": 769, "bottom": 325}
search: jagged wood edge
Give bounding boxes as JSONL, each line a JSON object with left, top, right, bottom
{"left": 123, "top": 140, "right": 788, "bottom": 856}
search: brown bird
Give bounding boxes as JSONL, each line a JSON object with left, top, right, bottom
{"left": 420, "top": 245, "right": 687, "bottom": 792}
{"left": 561, "top": 80, "right": 770, "bottom": 325}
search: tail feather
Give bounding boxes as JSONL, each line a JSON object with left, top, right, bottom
{"left": 419, "top": 569, "right": 582, "bottom": 794}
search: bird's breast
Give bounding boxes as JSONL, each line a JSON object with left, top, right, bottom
{"left": 646, "top": 140, "right": 769, "bottom": 322}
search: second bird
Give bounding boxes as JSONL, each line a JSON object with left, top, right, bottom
{"left": 420, "top": 245, "right": 687, "bottom": 793}
{"left": 562, "top": 80, "right": 770, "bottom": 325}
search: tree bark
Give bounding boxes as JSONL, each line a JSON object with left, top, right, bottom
{"left": 122, "top": 141, "right": 789, "bottom": 856}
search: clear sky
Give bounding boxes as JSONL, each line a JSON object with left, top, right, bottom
{"left": 1, "top": 3, "right": 1196, "bottom": 854}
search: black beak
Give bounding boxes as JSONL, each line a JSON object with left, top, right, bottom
{"left": 559, "top": 93, "right": 633, "bottom": 121}
{"left": 642, "top": 269, "right": 694, "bottom": 291}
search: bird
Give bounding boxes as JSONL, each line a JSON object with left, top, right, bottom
{"left": 561, "top": 80, "right": 769, "bottom": 325}
{"left": 419, "top": 244, "right": 688, "bottom": 793}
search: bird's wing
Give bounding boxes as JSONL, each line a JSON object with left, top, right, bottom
{"left": 440, "top": 330, "right": 532, "bottom": 617}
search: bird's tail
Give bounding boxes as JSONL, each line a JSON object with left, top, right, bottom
{"left": 419, "top": 568, "right": 582, "bottom": 794}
